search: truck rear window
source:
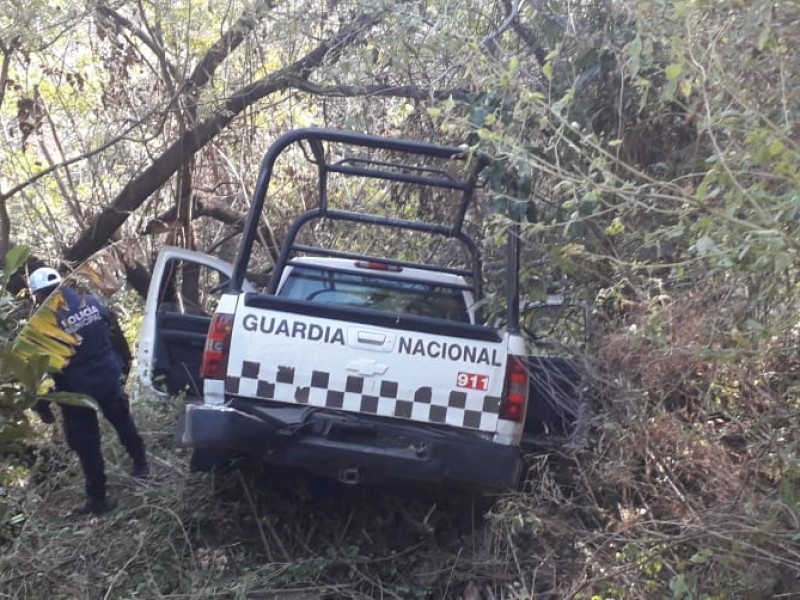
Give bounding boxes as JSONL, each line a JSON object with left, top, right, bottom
{"left": 278, "top": 266, "right": 470, "bottom": 323}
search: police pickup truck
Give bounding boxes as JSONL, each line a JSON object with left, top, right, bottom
{"left": 137, "top": 129, "right": 540, "bottom": 489}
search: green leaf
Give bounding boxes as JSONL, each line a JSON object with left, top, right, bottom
{"left": 13, "top": 291, "right": 82, "bottom": 372}
{"left": 690, "top": 548, "right": 714, "bottom": 565}
{"left": 0, "top": 347, "right": 33, "bottom": 386}
{"left": 627, "top": 34, "right": 642, "bottom": 78}
{"left": 757, "top": 25, "right": 771, "bottom": 51}
{"left": 44, "top": 391, "right": 99, "bottom": 411}
{"left": 670, "top": 573, "right": 692, "bottom": 599}
{"left": 605, "top": 217, "right": 625, "bottom": 236}
{"left": 560, "top": 243, "right": 585, "bottom": 257}
{"left": 774, "top": 252, "right": 792, "bottom": 274}
{"left": 694, "top": 235, "right": 716, "bottom": 255}
{"left": 694, "top": 173, "right": 715, "bottom": 201}
{"left": 551, "top": 88, "right": 574, "bottom": 113}
{"left": 627, "top": 34, "right": 642, "bottom": 59}
{"left": 0, "top": 419, "right": 36, "bottom": 443}
{"left": 469, "top": 106, "right": 486, "bottom": 127}
{"left": 665, "top": 63, "right": 682, "bottom": 81}
{"left": 2, "top": 246, "right": 31, "bottom": 284}
{"left": 542, "top": 61, "right": 553, "bottom": 82}
{"left": 487, "top": 159, "right": 507, "bottom": 192}
{"left": 768, "top": 139, "right": 785, "bottom": 157}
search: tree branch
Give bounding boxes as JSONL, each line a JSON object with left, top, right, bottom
{"left": 0, "top": 104, "right": 165, "bottom": 205}
{"left": 143, "top": 197, "right": 281, "bottom": 264}
{"left": 0, "top": 198, "right": 9, "bottom": 259}
{"left": 0, "top": 40, "right": 15, "bottom": 256}
{"left": 481, "top": 0, "right": 524, "bottom": 58}
{"left": 97, "top": 4, "right": 180, "bottom": 84}
{"left": 287, "top": 80, "right": 472, "bottom": 102}
{"left": 0, "top": 37, "right": 15, "bottom": 110}
{"left": 65, "top": 10, "right": 383, "bottom": 263}
{"left": 502, "top": 0, "right": 547, "bottom": 66}
{"left": 187, "top": 0, "right": 277, "bottom": 92}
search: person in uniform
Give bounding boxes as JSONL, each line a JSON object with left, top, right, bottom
{"left": 29, "top": 267, "right": 148, "bottom": 515}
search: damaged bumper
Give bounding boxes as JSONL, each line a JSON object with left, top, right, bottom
{"left": 181, "top": 401, "right": 522, "bottom": 490}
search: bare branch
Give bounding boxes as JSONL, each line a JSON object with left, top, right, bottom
{"left": 502, "top": 0, "right": 547, "bottom": 66}
{"left": 40, "top": 95, "right": 84, "bottom": 221}
{"left": 187, "top": 0, "right": 277, "bottom": 92}
{"left": 97, "top": 4, "right": 180, "bottom": 84}
{"left": 65, "top": 10, "right": 384, "bottom": 263}
{"left": 0, "top": 37, "right": 15, "bottom": 110}
{"left": 0, "top": 102, "right": 167, "bottom": 205}
{"left": 287, "top": 80, "right": 471, "bottom": 102}
{"left": 481, "top": 0, "right": 524, "bottom": 58}
{"left": 143, "top": 197, "right": 281, "bottom": 264}
{"left": 0, "top": 198, "right": 9, "bottom": 258}
{"left": 0, "top": 39, "right": 15, "bottom": 255}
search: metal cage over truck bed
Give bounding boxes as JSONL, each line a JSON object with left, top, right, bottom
{"left": 227, "top": 128, "right": 521, "bottom": 332}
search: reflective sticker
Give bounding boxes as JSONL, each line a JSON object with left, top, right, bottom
{"left": 227, "top": 361, "right": 502, "bottom": 431}
{"left": 456, "top": 372, "right": 489, "bottom": 391}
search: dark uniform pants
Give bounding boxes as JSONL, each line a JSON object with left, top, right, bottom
{"left": 60, "top": 382, "right": 146, "bottom": 500}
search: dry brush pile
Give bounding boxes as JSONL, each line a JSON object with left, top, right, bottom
{"left": 3, "top": 297, "right": 800, "bottom": 600}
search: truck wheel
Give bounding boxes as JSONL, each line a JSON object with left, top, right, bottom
{"left": 189, "top": 448, "right": 230, "bottom": 472}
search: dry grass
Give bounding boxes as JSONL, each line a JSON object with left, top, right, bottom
{"left": 3, "top": 294, "right": 800, "bottom": 599}
{"left": 0, "top": 402, "right": 512, "bottom": 599}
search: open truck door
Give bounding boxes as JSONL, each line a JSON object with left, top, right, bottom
{"left": 136, "top": 246, "right": 255, "bottom": 400}
{"left": 518, "top": 296, "right": 593, "bottom": 452}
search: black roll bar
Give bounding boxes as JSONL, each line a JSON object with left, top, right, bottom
{"left": 231, "top": 128, "right": 520, "bottom": 330}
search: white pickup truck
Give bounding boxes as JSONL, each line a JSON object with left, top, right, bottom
{"left": 137, "top": 129, "right": 536, "bottom": 489}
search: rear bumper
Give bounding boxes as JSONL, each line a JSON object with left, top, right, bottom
{"left": 181, "top": 402, "right": 522, "bottom": 490}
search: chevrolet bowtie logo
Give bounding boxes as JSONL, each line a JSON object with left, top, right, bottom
{"left": 345, "top": 359, "right": 389, "bottom": 376}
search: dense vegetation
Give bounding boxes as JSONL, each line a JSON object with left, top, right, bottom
{"left": 2, "top": 0, "right": 800, "bottom": 597}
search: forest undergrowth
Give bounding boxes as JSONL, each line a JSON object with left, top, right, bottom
{"left": 3, "top": 288, "right": 800, "bottom": 600}
{"left": 1, "top": 0, "right": 799, "bottom": 597}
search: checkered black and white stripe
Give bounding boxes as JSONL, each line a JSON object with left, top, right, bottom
{"left": 225, "top": 360, "right": 501, "bottom": 431}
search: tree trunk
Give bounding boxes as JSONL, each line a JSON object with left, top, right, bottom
{"left": 64, "top": 11, "right": 381, "bottom": 264}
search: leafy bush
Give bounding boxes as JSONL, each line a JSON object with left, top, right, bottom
{"left": 0, "top": 247, "right": 98, "bottom": 451}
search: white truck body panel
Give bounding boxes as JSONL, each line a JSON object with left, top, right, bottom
{"left": 222, "top": 302, "right": 510, "bottom": 434}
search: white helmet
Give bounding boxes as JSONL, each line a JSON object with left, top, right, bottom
{"left": 29, "top": 267, "right": 62, "bottom": 293}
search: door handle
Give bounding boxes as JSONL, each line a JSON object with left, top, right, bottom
{"left": 357, "top": 331, "right": 386, "bottom": 345}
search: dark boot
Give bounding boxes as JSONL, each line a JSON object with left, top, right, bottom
{"left": 72, "top": 496, "right": 117, "bottom": 515}
{"left": 130, "top": 460, "right": 150, "bottom": 479}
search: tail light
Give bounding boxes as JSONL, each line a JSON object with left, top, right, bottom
{"left": 201, "top": 313, "right": 234, "bottom": 380}
{"left": 355, "top": 260, "right": 402, "bottom": 272}
{"left": 500, "top": 355, "right": 529, "bottom": 422}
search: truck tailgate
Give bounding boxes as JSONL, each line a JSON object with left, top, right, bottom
{"left": 223, "top": 295, "right": 508, "bottom": 433}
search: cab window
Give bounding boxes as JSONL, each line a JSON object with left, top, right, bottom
{"left": 156, "top": 259, "right": 225, "bottom": 316}
{"left": 279, "top": 266, "right": 470, "bottom": 323}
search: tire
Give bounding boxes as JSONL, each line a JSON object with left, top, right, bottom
{"left": 189, "top": 448, "right": 230, "bottom": 472}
